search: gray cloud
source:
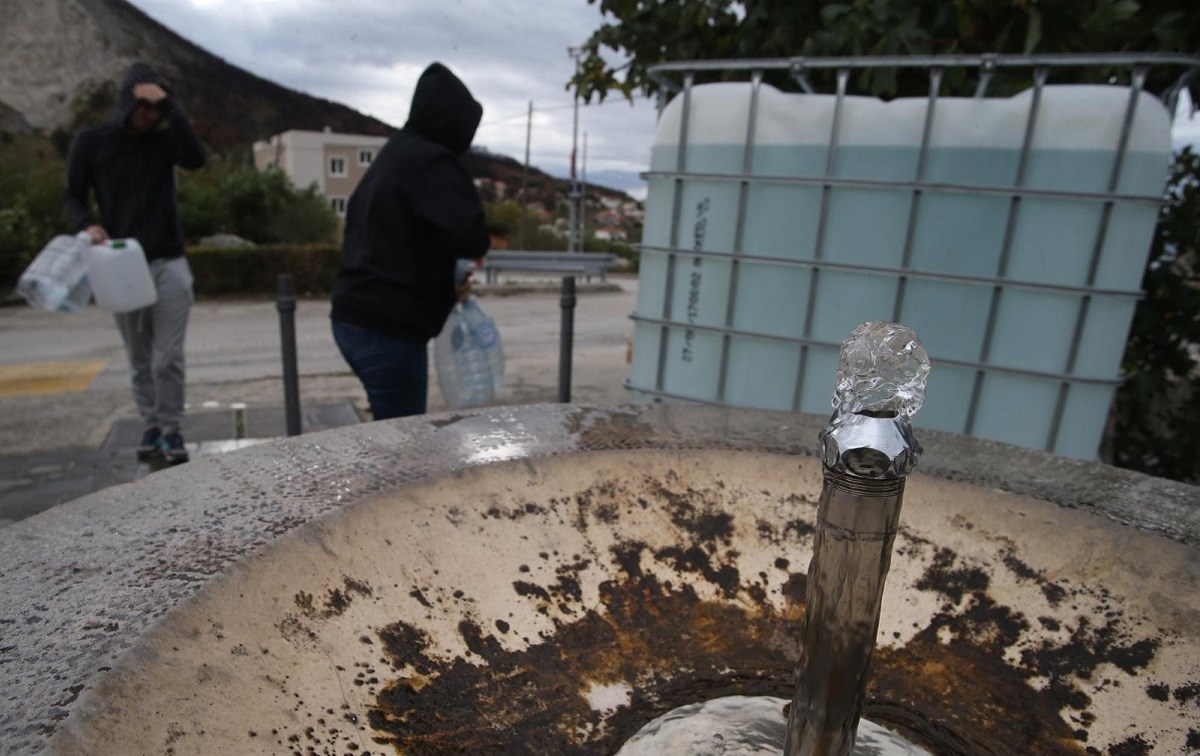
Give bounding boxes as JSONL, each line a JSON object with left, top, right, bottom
{"left": 128, "top": 0, "right": 660, "bottom": 195}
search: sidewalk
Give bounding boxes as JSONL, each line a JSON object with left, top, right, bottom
{"left": 0, "top": 399, "right": 360, "bottom": 526}
{"left": 0, "top": 279, "right": 638, "bottom": 527}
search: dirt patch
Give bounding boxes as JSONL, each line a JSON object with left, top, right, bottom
{"left": 568, "top": 408, "right": 656, "bottom": 450}
{"left": 363, "top": 544, "right": 1090, "bottom": 754}
{"left": 294, "top": 576, "right": 372, "bottom": 620}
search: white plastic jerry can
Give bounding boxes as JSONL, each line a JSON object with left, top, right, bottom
{"left": 87, "top": 238, "right": 157, "bottom": 312}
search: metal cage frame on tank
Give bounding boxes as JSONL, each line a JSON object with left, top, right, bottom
{"left": 625, "top": 53, "right": 1200, "bottom": 461}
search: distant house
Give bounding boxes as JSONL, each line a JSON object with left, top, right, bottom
{"left": 252, "top": 128, "right": 388, "bottom": 217}
{"left": 594, "top": 210, "right": 620, "bottom": 227}
{"left": 472, "top": 177, "right": 509, "bottom": 202}
{"left": 593, "top": 225, "right": 628, "bottom": 242}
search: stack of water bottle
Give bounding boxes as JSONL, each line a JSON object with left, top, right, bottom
{"left": 16, "top": 233, "right": 94, "bottom": 312}
{"left": 434, "top": 260, "right": 505, "bottom": 408}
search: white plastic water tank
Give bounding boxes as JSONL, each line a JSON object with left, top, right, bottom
{"left": 628, "top": 82, "right": 1172, "bottom": 460}
{"left": 87, "top": 239, "right": 157, "bottom": 313}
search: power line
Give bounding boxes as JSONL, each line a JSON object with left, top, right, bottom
{"left": 481, "top": 110, "right": 534, "bottom": 126}
{"left": 478, "top": 98, "right": 634, "bottom": 127}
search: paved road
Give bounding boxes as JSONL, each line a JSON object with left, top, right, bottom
{"left": 1, "top": 278, "right": 638, "bottom": 397}
{"left": 0, "top": 278, "right": 640, "bottom": 524}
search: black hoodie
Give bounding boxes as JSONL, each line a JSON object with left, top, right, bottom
{"left": 331, "top": 62, "right": 490, "bottom": 341}
{"left": 63, "top": 62, "right": 206, "bottom": 260}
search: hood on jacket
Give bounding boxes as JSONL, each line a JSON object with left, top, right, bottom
{"left": 403, "top": 63, "right": 483, "bottom": 155}
{"left": 110, "top": 61, "right": 171, "bottom": 127}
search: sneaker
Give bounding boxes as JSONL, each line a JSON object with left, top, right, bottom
{"left": 160, "top": 431, "right": 190, "bottom": 465}
{"left": 136, "top": 426, "right": 162, "bottom": 460}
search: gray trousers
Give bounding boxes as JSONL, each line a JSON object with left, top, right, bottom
{"left": 113, "top": 257, "right": 193, "bottom": 435}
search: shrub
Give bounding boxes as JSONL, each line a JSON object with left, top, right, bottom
{"left": 522, "top": 225, "right": 569, "bottom": 251}
{"left": 0, "top": 201, "right": 40, "bottom": 285}
{"left": 187, "top": 243, "right": 340, "bottom": 297}
{"left": 268, "top": 184, "right": 338, "bottom": 244}
{"left": 485, "top": 200, "right": 523, "bottom": 237}
{"left": 178, "top": 179, "right": 230, "bottom": 239}
{"left": 178, "top": 164, "right": 339, "bottom": 244}
{"left": 1106, "top": 147, "right": 1200, "bottom": 483}
{"left": 583, "top": 237, "right": 639, "bottom": 273}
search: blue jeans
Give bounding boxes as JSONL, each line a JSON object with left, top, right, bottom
{"left": 332, "top": 320, "right": 428, "bottom": 420}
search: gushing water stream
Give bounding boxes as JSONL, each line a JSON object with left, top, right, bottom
{"left": 621, "top": 322, "right": 931, "bottom": 756}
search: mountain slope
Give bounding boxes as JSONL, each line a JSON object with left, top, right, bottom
{"left": 1, "top": 0, "right": 392, "bottom": 150}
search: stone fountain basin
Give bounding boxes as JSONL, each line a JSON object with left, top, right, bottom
{"left": 2, "top": 405, "right": 1197, "bottom": 754}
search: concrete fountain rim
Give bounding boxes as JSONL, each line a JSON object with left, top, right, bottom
{"left": 1, "top": 402, "right": 1196, "bottom": 754}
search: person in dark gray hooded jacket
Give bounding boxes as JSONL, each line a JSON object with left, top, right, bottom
{"left": 64, "top": 61, "right": 206, "bottom": 463}
{"left": 331, "top": 62, "right": 490, "bottom": 419}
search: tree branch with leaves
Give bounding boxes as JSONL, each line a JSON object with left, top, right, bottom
{"left": 572, "top": 0, "right": 1198, "bottom": 102}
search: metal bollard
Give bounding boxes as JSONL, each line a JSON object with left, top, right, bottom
{"left": 557, "top": 276, "right": 576, "bottom": 403}
{"left": 276, "top": 274, "right": 302, "bottom": 437}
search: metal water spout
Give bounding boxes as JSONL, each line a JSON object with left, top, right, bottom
{"left": 617, "top": 321, "right": 931, "bottom": 756}
{"left": 785, "top": 321, "right": 930, "bottom": 756}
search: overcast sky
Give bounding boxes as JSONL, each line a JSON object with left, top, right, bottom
{"left": 125, "top": 0, "right": 662, "bottom": 198}
{"left": 123, "top": 0, "right": 1197, "bottom": 196}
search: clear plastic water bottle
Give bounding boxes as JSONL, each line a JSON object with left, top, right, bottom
{"left": 434, "top": 301, "right": 495, "bottom": 408}
{"left": 16, "top": 233, "right": 93, "bottom": 312}
{"left": 59, "top": 276, "right": 94, "bottom": 313}
{"left": 461, "top": 297, "right": 505, "bottom": 391}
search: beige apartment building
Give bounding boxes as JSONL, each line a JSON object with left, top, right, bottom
{"left": 252, "top": 128, "right": 389, "bottom": 217}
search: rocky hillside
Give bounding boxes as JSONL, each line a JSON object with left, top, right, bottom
{"left": 1, "top": 0, "right": 393, "bottom": 148}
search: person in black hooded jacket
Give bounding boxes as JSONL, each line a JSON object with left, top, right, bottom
{"left": 331, "top": 62, "right": 490, "bottom": 419}
{"left": 63, "top": 61, "right": 206, "bottom": 464}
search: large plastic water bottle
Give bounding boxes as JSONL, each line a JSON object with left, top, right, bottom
{"left": 434, "top": 300, "right": 496, "bottom": 408}
{"left": 460, "top": 297, "right": 505, "bottom": 390}
{"left": 16, "top": 233, "right": 93, "bottom": 312}
{"left": 61, "top": 278, "right": 93, "bottom": 312}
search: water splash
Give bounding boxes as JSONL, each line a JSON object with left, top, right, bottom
{"left": 833, "top": 322, "right": 929, "bottom": 418}
{"left": 618, "top": 696, "right": 928, "bottom": 755}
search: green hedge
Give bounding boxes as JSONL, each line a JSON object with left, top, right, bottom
{"left": 187, "top": 243, "right": 340, "bottom": 297}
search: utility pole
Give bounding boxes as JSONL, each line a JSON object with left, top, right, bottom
{"left": 520, "top": 100, "right": 532, "bottom": 250}
{"left": 581, "top": 130, "right": 588, "bottom": 250}
{"left": 567, "top": 46, "right": 583, "bottom": 255}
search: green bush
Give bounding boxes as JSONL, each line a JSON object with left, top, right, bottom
{"left": 485, "top": 200, "right": 522, "bottom": 237}
{"left": 177, "top": 164, "right": 339, "bottom": 244}
{"left": 0, "top": 134, "right": 71, "bottom": 288}
{"left": 187, "top": 243, "right": 340, "bottom": 297}
{"left": 0, "top": 201, "right": 40, "bottom": 285}
{"left": 178, "top": 179, "right": 229, "bottom": 239}
{"left": 583, "top": 236, "right": 639, "bottom": 273}
{"left": 521, "top": 225, "right": 569, "bottom": 251}
{"left": 268, "top": 184, "right": 339, "bottom": 244}
{"left": 1106, "top": 148, "right": 1200, "bottom": 483}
